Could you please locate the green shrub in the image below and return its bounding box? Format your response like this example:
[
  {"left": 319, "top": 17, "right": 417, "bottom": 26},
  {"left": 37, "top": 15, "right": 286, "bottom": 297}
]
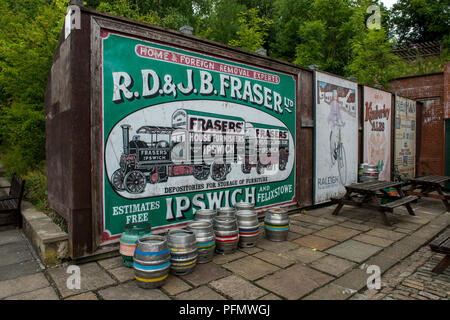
[
  {"left": 23, "top": 165, "right": 49, "bottom": 213},
  {"left": 0, "top": 103, "right": 46, "bottom": 175}
]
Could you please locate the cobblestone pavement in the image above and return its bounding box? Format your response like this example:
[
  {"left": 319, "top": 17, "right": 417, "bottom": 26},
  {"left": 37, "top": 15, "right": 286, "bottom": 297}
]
[
  {"left": 0, "top": 197, "right": 449, "bottom": 300},
  {"left": 353, "top": 245, "right": 450, "bottom": 300}
]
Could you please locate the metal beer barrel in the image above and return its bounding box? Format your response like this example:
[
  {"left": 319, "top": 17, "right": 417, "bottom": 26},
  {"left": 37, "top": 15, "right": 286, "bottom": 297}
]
[
  {"left": 167, "top": 229, "right": 198, "bottom": 275},
  {"left": 194, "top": 209, "right": 217, "bottom": 224},
  {"left": 235, "top": 202, "right": 255, "bottom": 211},
  {"left": 119, "top": 222, "right": 152, "bottom": 267},
  {"left": 133, "top": 235, "right": 170, "bottom": 289},
  {"left": 264, "top": 207, "right": 290, "bottom": 241},
  {"left": 213, "top": 216, "right": 239, "bottom": 254},
  {"left": 363, "top": 164, "right": 379, "bottom": 181},
  {"left": 186, "top": 221, "right": 215, "bottom": 264},
  {"left": 236, "top": 209, "right": 259, "bottom": 248},
  {"left": 216, "top": 207, "right": 236, "bottom": 217}
]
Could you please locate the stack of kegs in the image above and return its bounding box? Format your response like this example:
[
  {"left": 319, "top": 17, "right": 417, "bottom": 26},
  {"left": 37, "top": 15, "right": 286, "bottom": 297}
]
[
  {"left": 213, "top": 215, "right": 239, "bottom": 254},
  {"left": 133, "top": 235, "right": 170, "bottom": 289},
  {"left": 264, "top": 207, "right": 290, "bottom": 241},
  {"left": 167, "top": 229, "right": 198, "bottom": 275},
  {"left": 235, "top": 202, "right": 259, "bottom": 248},
  {"left": 186, "top": 221, "right": 215, "bottom": 263}
]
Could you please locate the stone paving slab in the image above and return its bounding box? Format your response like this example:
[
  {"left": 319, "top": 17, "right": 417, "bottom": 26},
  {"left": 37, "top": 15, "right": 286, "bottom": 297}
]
[
  {"left": 4, "top": 286, "right": 58, "bottom": 300},
  {"left": 108, "top": 266, "right": 134, "bottom": 282},
  {"left": 338, "top": 221, "right": 372, "bottom": 232},
  {"left": 210, "top": 275, "right": 268, "bottom": 300},
  {"left": 303, "top": 283, "right": 355, "bottom": 300},
  {"left": 0, "top": 241, "right": 33, "bottom": 267},
  {"left": 253, "top": 250, "right": 296, "bottom": 268},
  {"left": 65, "top": 292, "right": 99, "bottom": 300},
  {"left": 291, "top": 215, "right": 337, "bottom": 227},
  {"left": 175, "top": 286, "right": 226, "bottom": 300},
  {"left": 314, "top": 225, "right": 361, "bottom": 242},
  {"left": 212, "top": 250, "right": 247, "bottom": 265},
  {"left": 47, "top": 262, "right": 116, "bottom": 298},
  {"left": 0, "top": 259, "right": 42, "bottom": 281},
  {"left": 331, "top": 268, "right": 370, "bottom": 292},
  {"left": 293, "top": 234, "right": 338, "bottom": 250},
  {"left": 365, "top": 228, "right": 407, "bottom": 241},
  {"left": 97, "top": 256, "right": 122, "bottom": 270},
  {"left": 256, "top": 238, "right": 299, "bottom": 253},
  {"left": 288, "top": 224, "right": 316, "bottom": 235},
  {"left": 0, "top": 229, "right": 23, "bottom": 246},
  {"left": 0, "top": 273, "right": 50, "bottom": 299},
  {"left": 309, "top": 255, "right": 356, "bottom": 277},
  {"left": 281, "top": 246, "right": 327, "bottom": 264},
  {"left": 179, "top": 262, "right": 231, "bottom": 287},
  {"left": 222, "top": 256, "right": 279, "bottom": 281},
  {"left": 98, "top": 281, "right": 170, "bottom": 300},
  {"left": 325, "top": 239, "right": 382, "bottom": 263},
  {"left": 162, "top": 274, "right": 192, "bottom": 296},
  {"left": 255, "top": 263, "right": 334, "bottom": 300},
  {"left": 353, "top": 234, "right": 394, "bottom": 248}
]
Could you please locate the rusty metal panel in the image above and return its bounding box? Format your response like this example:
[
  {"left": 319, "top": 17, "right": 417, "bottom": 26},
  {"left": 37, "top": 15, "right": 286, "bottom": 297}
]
[{"left": 298, "top": 70, "right": 313, "bottom": 207}]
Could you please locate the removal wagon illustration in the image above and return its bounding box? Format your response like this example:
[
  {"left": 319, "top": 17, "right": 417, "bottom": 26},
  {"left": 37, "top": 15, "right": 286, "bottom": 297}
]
[{"left": 110, "top": 109, "right": 290, "bottom": 194}]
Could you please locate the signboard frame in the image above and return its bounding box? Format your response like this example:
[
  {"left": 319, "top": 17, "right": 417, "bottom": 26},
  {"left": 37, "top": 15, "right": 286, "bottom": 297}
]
[
  {"left": 362, "top": 86, "right": 393, "bottom": 181},
  {"left": 313, "top": 71, "right": 359, "bottom": 204},
  {"left": 90, "top": 16, "right": 301, "bottom": 247},
  {"left": 394, "top": 95, "right": 416, "bottom": 179}
]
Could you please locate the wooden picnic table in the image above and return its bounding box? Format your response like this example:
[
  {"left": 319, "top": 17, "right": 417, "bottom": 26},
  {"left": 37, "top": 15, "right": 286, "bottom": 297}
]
[
  {"left": 332, "top": 180, "right": 418, "bottom": 226},
  {"left": 407, "top": 175, "right": 450, "bottom": 212}
]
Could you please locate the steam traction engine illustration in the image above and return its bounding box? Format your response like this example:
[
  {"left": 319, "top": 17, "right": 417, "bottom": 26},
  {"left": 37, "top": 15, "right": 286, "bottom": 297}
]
[{"left": 110, "top": 109, "right": 290, "bottom": 194}]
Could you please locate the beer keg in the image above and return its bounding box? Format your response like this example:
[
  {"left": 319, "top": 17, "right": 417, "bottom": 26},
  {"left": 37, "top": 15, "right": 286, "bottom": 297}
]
[
  {"left": 213, "top": 216, "right": 239, "bottom": 254},
  {"left": 363, "top": 164, "right": 379, "bottom": 181},
  {"left": 133, "top": 235, "right": 170, "bottom": 289},
  {"left": 216, "top": 207, "right": 236, "bottom": 217},
  {"left": 236, "top": 209, "right": 259, "bottom": 248},
  {"left": 264, "top": 207, "right": 289, "bottom": 241},
  {"left": 167, "top": 229, "right": 198, "bottom": 275},
  {"left": 186, "top": 221, "right": 215, "bottom": 263},
  {"left": 119, "top": 222, "right": 152, "bottom": 267},
  {"left": 194, "top": 209, "right": 217, "bottom": 224},
  {"left": 235, "top": 202, "right": 255, "bottom": 211}
]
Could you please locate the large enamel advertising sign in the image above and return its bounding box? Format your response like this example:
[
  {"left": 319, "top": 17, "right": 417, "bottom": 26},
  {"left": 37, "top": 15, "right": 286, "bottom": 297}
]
[
  {"left": 100, "top": 31, "right": 297, "bottom": 242},
  {"left": 363, "top": 86, "right": 392, "bottom": 181},
  {"left": 314, "top": 72, "right": 358, "bottom": 204},
  {"left": 394, "top": 96, "right": 416, "bottom": 179}
]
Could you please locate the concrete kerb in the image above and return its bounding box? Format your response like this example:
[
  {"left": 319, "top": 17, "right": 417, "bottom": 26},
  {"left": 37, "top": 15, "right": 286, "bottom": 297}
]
[{"left": 0, "top": 174, "right": 69, "bottom": 266}]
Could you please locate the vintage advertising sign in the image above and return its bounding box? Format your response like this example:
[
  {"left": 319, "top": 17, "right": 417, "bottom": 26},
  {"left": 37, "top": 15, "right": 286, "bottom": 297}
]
[
  {"left": 363, "top": 86, "right": 392, "bottom": 181},
  {"left": 394, "top": 96, "right": 416, "bottom": 179},
  {"left": 314, "top": 72, "right": 358, "bottom": 204},
  {"left": 100, "top": 31, "right": 297, "bottom": 242}
]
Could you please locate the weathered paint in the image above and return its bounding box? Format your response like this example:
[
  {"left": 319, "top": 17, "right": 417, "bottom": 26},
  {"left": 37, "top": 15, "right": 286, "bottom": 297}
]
[{"left": 314, "top": 72, "right": 358, "bottom": 204}]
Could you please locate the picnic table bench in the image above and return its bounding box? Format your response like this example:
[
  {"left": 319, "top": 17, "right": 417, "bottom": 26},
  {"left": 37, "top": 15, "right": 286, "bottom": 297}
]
[
  {"left": 332, "top": 180, "right": 418, "bottom": 226},
  {"left": 0, "top": 173, "right": 25, "bottom": 228},
  {"left": 429, "top": 229, "right": 450, "bottom": 273},
  {"left": 407, "top": 175, "right": 450, "bottom": 212}
]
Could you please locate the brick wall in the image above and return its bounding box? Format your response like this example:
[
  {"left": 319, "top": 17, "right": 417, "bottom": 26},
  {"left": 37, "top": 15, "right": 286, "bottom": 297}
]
[{"left": 389, "top": 62, "right": 450, "bottom": 176}]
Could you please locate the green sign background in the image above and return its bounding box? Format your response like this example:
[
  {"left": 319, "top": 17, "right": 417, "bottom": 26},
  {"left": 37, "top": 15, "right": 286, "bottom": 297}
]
[{"left": 101, "top": 31, "right": 297, "bottom": 242}]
